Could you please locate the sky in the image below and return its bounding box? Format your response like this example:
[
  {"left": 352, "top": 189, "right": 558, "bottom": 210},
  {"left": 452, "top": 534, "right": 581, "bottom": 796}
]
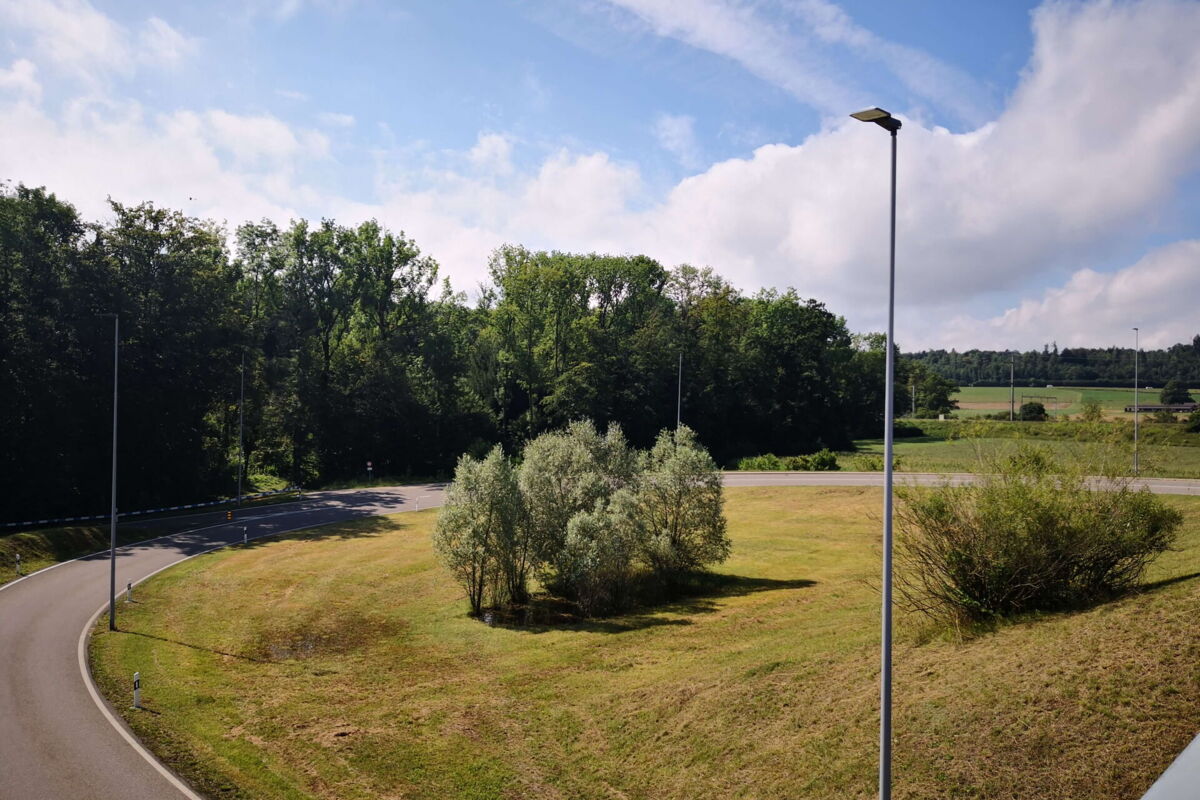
[{"left": 2, "top": 0, "right": 1199, "bottom": 351}]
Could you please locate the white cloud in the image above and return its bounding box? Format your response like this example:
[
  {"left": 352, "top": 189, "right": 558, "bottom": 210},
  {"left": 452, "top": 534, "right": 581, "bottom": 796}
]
[
  {"left": 2, "top": 0, "right": 1199, "bottom": 350},
  {"left": 0, "top": 0, "right": 196, "bottom": 79},
  {"left": 653, "top": 113, "right": 702, "bottom": 170},
  {"left": 603, "top": 0, "right": 991, "bottom": 125},
  {"left": 0, "top": 59, "right": 41, "bottom": 102},
  {"left": 939, "top": 241, "right": 1200, "bottom": 351},
  {"left": 139, "top": 17, "right": 198, "bottom": 66},
  {"left": 467, "top": 133, "right": 514, "bottom": 175},
  {"left": 317, "top": 111, "right": 356, "bottom": 128}
]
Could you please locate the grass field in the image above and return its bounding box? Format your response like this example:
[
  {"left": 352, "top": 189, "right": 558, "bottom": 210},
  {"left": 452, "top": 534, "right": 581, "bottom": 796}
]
[
  {"left": 845, "top": 436, "right": 1200, "bottom": 478},
  {"left": 90, "top": 488, "right": 1200, "bottom": 800},
  {"left": 950, "top": 386, "right": 1164, "bottom": 418}
]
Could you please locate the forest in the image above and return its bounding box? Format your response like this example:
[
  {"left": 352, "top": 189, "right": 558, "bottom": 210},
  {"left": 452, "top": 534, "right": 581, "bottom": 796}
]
[
  {"left": 3, "top": 184, "right": 899, "bottom": 522},
  {"left": 909, "top": 341, "right": 1200, "bottom": 387}
]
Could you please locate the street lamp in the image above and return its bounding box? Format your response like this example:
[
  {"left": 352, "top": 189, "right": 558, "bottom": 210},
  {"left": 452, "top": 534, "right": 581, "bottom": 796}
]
[
  {"left": 1133, "top": 327, "right": 1139, "bottom": 475},
  {"left": 101, "top": 313, "right": 120, "bottom": 631},
  {"left": 851, "top": 105, "right": 900, "bottom": 800}
]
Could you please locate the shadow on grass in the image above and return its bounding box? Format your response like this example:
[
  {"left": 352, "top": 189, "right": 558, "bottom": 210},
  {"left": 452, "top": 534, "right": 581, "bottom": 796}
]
[
  {"left": 490, "top": 573, "right": 816, "bottom": 635},
  {"left": 115, "top": 629, "right": 268, "bottom": 664},
  {"left": 1139, "top": 570, "right": 1200, "bottom": 593}
]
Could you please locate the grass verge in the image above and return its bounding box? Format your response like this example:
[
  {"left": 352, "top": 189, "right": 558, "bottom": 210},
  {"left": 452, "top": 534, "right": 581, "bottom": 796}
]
[
  {"left": 89, "top": 488, "right": 1200, "bottom": 799},
  {"left": 0, "top": 491, "right": 301, "bottom": 588}
]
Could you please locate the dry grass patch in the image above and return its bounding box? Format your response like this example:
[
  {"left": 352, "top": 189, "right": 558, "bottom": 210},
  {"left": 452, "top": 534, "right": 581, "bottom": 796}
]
[{"left": 90, "top": 488, "right": 1200, "bottom": 799}]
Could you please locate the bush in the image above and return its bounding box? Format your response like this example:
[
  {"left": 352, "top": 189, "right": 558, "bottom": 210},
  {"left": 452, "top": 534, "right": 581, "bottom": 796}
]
[
  {"left": 1079, "top": 401, "right": 1104, "bottom": 423},
  {"left": 894, "top": 422, "right": 925, "bottom": 438},
  {"left": 896, "top": 446, "right": 1182, "bottom": 623},
  {"left": 848, "top": 453, "right": 902, "bottom": 471},
  {"left": 432, "top": 448, "right": 526, "bottom": 615},
  {"left": 1018, "top": 401, "right": 1048, "bottom": 421},
  {"left": 1187, "top": 410, "right": 1200, "bottom": 433},
  {"left": 736, "top": 448, "right": 839, "bottom": 471},
  {"left": 435, "top": 423, "right": 729, "bottom": 618}
]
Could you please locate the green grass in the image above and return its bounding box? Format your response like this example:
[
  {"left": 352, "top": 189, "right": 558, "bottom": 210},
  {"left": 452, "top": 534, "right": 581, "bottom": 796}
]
[
  {"left": 952, "top": 385, "right": 1181, "bottom": 419},
  {"left": 90, "top": 488, "right": 1200, "bottom": 799}
]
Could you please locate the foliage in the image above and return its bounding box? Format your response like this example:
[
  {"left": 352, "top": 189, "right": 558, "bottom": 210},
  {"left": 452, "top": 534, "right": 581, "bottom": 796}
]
[
  {"left": 736, "top": 449, "right": 839, "bottom": 471},
  {"left": 1018, "top": 401, "right": 1048, "bottom": 421},
  {"left": 896, "top": 446, "right": 1183, "bottom": 623},
  {"left": 1160, "top": 379, "right": 1195, "bottom": 405},
  {"left": 628, "top": 427, "right": 731, "bottom": 581},
  {"left": 847, "top": 453, "right": 903, "bottom": 471},
  {"left": 1187, "top": 410, "right": 1200, "bottom": 434},
  {"left": 434, "top": 423, "right": 728, "bottom": 617},
  {"left": 1152, "top": 409, "right": 1178, "bottom": 424},
  {"left": 432, "top": 448, "right": 525, "bottom": 615},
  {"left": 1, "top": 184, "right": 911, "bottom": 522}
]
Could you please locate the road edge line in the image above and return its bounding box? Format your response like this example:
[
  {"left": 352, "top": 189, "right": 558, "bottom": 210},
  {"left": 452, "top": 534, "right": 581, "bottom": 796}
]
[{"left": 75, "top": 505, "right": 435, "bottom": 799}]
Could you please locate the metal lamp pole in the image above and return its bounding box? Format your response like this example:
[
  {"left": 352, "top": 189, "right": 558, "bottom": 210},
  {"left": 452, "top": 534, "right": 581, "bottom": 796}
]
[
  {"left": 1133, "top": 327, "right": 1139, "bottom": 475},
  {"left": 238, "top": 350, "right": 245, "bottom": 506},
  {"left": 106, "top": 314, "right": 119, "bottom": 631},
  {"left": 676, "top": 353, "right": 682, "bottom": 430},
  {"left": 851, "top": 106, "right": 901, "bottom": 800}
]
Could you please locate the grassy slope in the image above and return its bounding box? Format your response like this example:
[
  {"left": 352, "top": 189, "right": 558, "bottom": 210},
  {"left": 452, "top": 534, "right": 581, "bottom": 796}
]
[
  {"left": 953, "top": 386, "right": 1182, "bottom": 419},
  {"left": 89, "top": 487, "right": 1200, "bottom": 799}
]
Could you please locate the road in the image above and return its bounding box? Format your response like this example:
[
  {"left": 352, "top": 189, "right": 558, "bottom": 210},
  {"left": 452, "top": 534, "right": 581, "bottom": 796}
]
[{"left": 1, "top": 474, "right": 1196, "bottom": 799}]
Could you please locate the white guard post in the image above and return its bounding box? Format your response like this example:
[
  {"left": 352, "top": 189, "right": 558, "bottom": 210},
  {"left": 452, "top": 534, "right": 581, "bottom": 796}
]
[{"left": 132, "top": 672, "right": 141, "bottom": 709}]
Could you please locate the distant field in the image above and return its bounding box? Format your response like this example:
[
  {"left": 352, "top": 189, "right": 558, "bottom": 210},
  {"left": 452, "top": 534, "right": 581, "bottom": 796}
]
[
  {"left": 846, "top": 436, "right": 1200, "bottom": 478},
  {"left": 952, "top": 386, "right": 1175, "bottom": 418},
  {"left": 91, "top": 488, "right": 1200, "bottom": 800}
]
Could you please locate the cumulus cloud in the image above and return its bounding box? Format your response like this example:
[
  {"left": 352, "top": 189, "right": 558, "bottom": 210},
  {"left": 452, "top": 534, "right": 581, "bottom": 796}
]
[
  {"left": 0, "top": 59, "right": 41, "bottom": 102},
  {"left": 939, "top": 241, "right": 1200, "bottom": 351},
  {"left": 139, "top": 17, "right": 198, "bottom": 66},
  {"left": 1, "top": 0, "right": 1199, "bottom": 351}
]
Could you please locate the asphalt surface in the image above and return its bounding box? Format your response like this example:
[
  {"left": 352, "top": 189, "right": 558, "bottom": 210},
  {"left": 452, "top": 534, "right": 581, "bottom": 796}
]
[{"left": 1, "top": 474, "right": 1197, "bottom": 799}]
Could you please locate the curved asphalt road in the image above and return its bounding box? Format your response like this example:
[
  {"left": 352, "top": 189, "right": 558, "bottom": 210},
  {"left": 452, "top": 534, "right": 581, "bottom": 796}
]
[{"left": 0, "top": 474, "right": 1196, "bottom": 799}]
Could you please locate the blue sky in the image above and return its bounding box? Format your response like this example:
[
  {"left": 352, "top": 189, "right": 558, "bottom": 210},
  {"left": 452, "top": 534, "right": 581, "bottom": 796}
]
[{"left": 2, "top": 0, "right": 1199, "bottom": 351}]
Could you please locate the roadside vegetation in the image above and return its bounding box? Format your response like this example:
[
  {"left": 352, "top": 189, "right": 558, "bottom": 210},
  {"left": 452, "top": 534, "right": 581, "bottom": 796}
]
[
  {"left": 434, "top": 422, "right": 729, "bottom": 618},
  {"left": 90, "top": 486, "right": 1200, "bottom": 799},
  {"left": 0, "top": 485, "right": 300, "bottom": 588},
  {"left": 896, "top": 446, "right": 1182, "bottom": 623}
]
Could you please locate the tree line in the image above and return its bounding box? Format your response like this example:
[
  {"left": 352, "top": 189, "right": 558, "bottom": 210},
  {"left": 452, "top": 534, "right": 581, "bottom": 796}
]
[
  {"left": 3, "top": 184, "right": 908, "bottom": 523},
  {"left": 909, "top": 341, "right": 1200, "bottom": 388}
]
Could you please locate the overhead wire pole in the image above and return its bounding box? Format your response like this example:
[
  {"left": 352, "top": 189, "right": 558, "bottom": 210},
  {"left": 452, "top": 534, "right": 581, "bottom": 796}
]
[
  {"left": 107, "top": 313, "right": 119, "bottom": 631},
  {"left": 850, "top": 106, "right": 900, "bottom": 800}
]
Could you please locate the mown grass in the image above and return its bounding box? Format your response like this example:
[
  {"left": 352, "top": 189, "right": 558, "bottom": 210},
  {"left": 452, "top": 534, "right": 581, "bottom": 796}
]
[
  {"left": 90, "top": 487, "right": 1200, "bottom": 799},
  {"left": 846, "top": 435, "right": 1200, "bottom": 478},
  {"left": 952, "top": 385, "right": 1188, "bottom": 419}
]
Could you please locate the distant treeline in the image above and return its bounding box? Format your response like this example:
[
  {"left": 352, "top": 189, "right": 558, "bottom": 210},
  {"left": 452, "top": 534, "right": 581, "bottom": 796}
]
[
  {"left": 3, "top": 184, "right": 913, "bottom": 522},
  {"left": 907, "top": 342, "right": 1200, "bottom": 388}
]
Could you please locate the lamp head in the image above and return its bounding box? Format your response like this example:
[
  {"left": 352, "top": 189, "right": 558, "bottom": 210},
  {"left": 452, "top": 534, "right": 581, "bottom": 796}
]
[{"left": 850, "top": 107, "right": 901, "bottom": 132}]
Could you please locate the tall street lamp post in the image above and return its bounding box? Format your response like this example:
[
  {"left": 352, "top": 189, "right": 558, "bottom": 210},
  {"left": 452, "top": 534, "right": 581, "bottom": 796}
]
[
  {"left": 103, "top": 313, "right": 119, "bottom": 631},
  {"left": 1133, "top": 327, "right": 1140, "bottom": 475},
  {"left": 850, "top": 106, "right": 901, "bottom": 800}
]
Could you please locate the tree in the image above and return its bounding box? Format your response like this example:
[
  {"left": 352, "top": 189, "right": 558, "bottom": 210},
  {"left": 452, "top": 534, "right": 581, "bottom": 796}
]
[
  {"left": 627, "top": 426, "right": 730, "bottom": 580},
  {"left": 432, "top": 447, "right": 525, "bottom": 614},
  {"left": 1018, "top": 401, "right": 1048, "bottom": 421},
  {"left": 1160, "top": 379, "right": 1194, "bottom": 405}
]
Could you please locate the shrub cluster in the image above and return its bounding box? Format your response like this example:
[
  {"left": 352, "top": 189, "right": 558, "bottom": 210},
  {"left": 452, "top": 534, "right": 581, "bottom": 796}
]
[
  {"left": 433, "top": 422, "right": 730, "bottom": 618},
  {"left": 736, "top": 449, "right": 839, "bottom": 471},
  {"left": 896, "top": 446, "right": 1182, "bottom": 623}
]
